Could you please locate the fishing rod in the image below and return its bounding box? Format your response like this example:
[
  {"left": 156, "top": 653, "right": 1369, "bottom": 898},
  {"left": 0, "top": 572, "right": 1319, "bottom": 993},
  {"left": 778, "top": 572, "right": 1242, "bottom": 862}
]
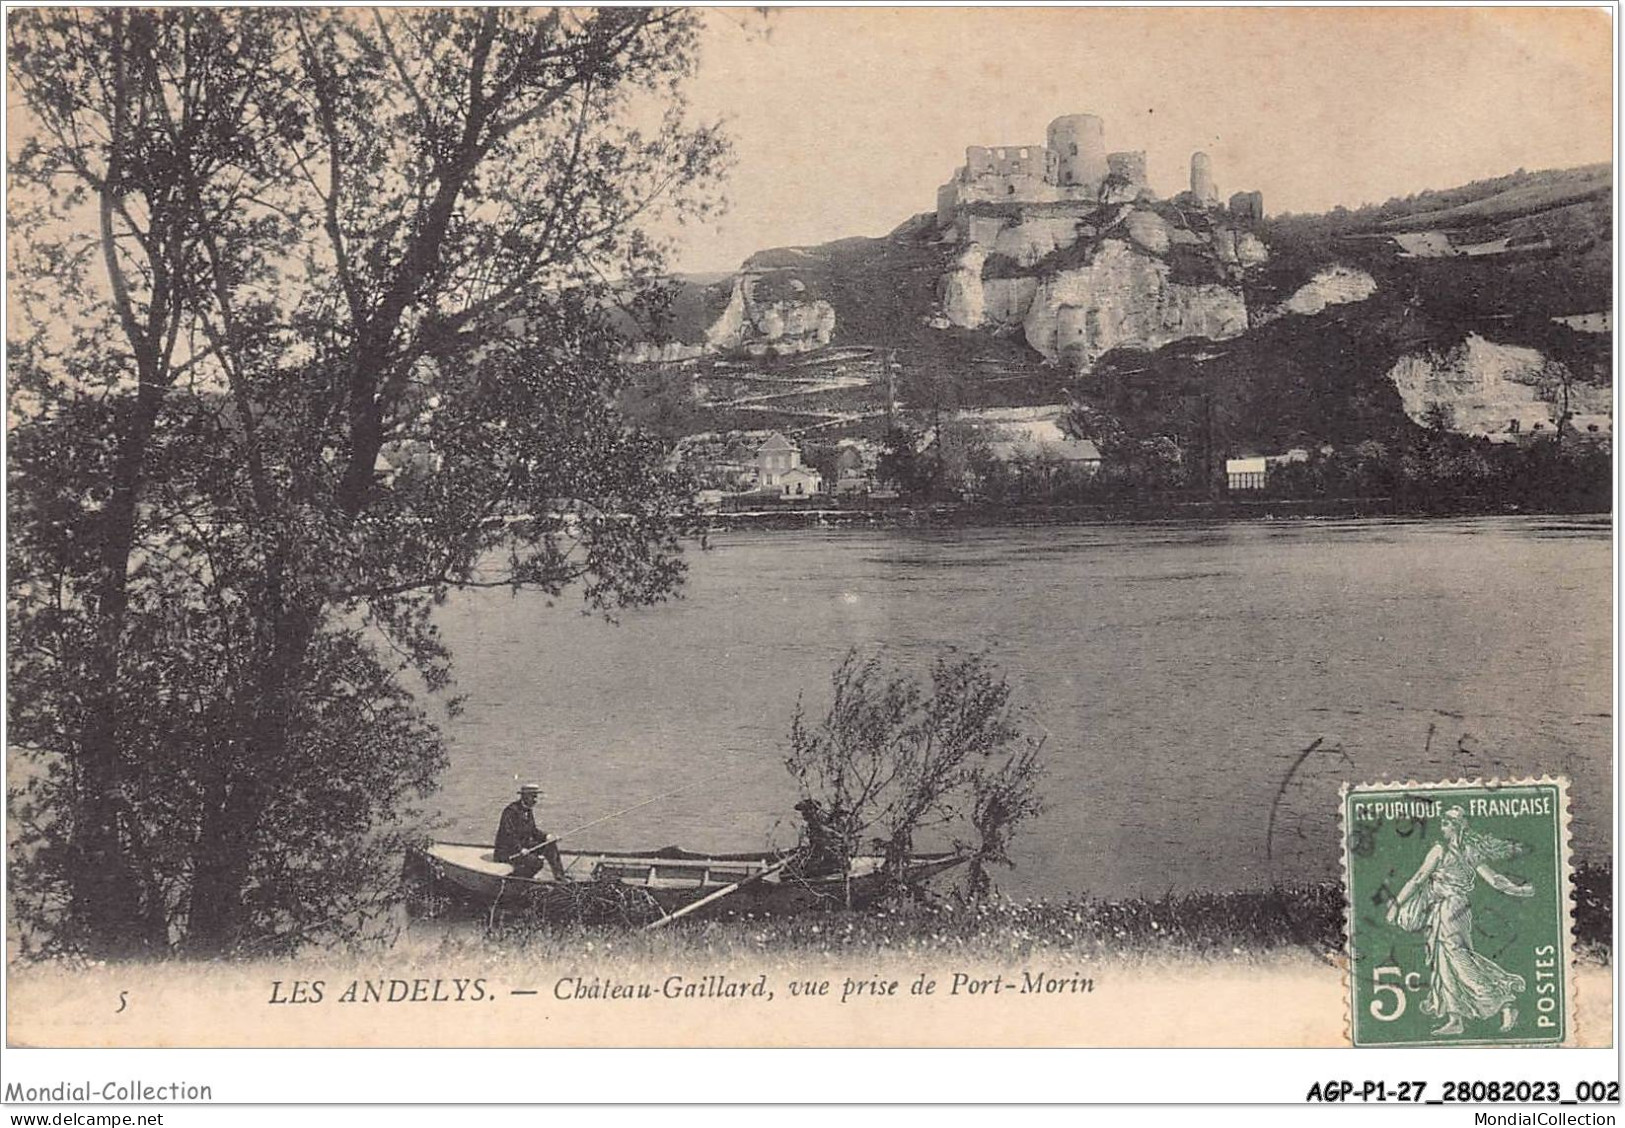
[{"left": 511, "top": 770, "right": 732, "bottom": 859}]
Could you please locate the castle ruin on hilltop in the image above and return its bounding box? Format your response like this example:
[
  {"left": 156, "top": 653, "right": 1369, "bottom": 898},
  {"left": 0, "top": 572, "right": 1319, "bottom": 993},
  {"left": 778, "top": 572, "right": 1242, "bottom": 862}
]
[{"left": 935, "top": 113, "right": 1261, "bottom": 224}]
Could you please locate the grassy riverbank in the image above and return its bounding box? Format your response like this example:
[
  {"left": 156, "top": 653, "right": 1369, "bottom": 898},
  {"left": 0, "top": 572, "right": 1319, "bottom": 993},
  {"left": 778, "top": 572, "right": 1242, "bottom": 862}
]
[
  {"left": 10, "top": 874, "right": 1611, "bottom": 1049},
  {"left": 10, "top": 868, "right": 1608, "bottom": 1048},
  {"left": 434, "top": 862, "right": 1612, "bottom": 964},
  {"left": 473, "top": 882, "right": 1349, "bottom": 962},
  {"left": 11, "top": 863, "right": 1609, "bottom": 967}
]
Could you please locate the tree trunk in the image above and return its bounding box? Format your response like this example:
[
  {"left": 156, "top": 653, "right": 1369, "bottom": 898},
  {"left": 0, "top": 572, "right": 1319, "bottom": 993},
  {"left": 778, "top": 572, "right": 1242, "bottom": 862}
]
[
  {"left": 883, "top": 832, "right": 912, "bottom": 899},
  {"left": 69, "top": 390, "right": 168, "bottom": 955},
  {"left": 186, "top": 778, "right": 262, "bottom": 952},
  {"left": 185, "top": 564, "right": 318, "bottom": 952},
  {"left": 183, "top": 14, "right": 513, "bottom": 949},
  {"left": 71, "top": 723, "right": 153, "bottom": 953}
]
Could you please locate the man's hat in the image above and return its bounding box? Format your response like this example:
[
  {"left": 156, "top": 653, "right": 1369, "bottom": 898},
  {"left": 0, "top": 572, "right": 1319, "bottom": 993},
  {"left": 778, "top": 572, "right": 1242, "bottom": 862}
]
[{"left": 518, "top": 782, "right": 544, "bottom": 794}]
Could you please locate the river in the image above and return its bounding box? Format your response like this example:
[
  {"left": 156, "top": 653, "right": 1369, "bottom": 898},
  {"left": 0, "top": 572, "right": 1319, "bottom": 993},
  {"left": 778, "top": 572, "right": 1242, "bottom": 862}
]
[{"left": 430, "top": 515, "right": 1611, "bottom": 900}]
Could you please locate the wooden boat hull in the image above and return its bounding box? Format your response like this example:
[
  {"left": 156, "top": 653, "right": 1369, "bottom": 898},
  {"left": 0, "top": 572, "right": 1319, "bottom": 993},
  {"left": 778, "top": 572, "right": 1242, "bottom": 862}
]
[{"left": 408, "top": 841, "right": 967, "bottom": 921}]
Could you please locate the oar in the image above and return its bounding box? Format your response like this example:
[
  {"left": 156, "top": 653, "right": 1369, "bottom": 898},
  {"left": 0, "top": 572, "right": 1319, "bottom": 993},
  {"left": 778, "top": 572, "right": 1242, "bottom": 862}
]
[
  {"left": 510, "top": 772, "right": 730, "bottom": 861},
  {"left": 643, "top": 852, "right": 803, "bottom": 931}
]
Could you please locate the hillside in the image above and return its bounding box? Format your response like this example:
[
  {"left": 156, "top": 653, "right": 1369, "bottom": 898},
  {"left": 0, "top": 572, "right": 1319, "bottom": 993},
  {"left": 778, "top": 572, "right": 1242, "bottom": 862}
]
[
  {"left": 619, "top": 217, "right": 1059, "bottom": 438},
  {"left": 617, "top": 165, "right": 1611, "bottom": 465},
  {"left": 1254, "top": 164, "right": 1610, "bottom": 315},
  {"left": 1284, "top": 163, "right": 1609, "bottom": 232},
  {"left": 1086, "top": 164, "right": 1612, "bottom": 454}
]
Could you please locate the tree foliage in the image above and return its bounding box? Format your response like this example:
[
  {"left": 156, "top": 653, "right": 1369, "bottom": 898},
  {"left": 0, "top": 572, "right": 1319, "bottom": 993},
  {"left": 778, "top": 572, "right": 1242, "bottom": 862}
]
[
  {"left": 8, "top": 8, "right": 728, "bottom": 954},
  {"left": 875, "top": 425, "right": 929, "bottom": 496},
  {"left": 1261, "top": 433, "right": 1611, "bottom": 512},
  {"left": 784, "top": 649, "right": 1045, "bottom": 901}
]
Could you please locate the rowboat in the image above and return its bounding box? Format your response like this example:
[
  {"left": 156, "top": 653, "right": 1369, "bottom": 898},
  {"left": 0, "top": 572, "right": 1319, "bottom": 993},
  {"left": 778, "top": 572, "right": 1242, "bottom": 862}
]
[{"left": 407, "top": 840, "right": 968, "bottom": 924}]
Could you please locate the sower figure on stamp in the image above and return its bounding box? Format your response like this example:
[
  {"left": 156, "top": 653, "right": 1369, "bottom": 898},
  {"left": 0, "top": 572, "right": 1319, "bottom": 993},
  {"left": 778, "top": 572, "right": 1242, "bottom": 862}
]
[
  {"left": 495, "top": 783, "right": 569, "bottom": 880},
  {"left": 1386, "top": 806, "right": 1533, "bottom": 1036}
]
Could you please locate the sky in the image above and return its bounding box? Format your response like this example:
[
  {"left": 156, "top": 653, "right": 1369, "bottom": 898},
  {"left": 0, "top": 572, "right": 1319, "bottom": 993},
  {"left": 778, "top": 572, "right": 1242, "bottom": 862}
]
[{"left": 663, "top": 6, "right": 1613, "bottom": 274}]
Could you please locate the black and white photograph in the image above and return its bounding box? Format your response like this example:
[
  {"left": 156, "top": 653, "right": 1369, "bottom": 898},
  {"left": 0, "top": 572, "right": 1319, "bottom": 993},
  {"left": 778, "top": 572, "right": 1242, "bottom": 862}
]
[{"left": 3, "top": 1, "right": 1616, "bottom": 1108}]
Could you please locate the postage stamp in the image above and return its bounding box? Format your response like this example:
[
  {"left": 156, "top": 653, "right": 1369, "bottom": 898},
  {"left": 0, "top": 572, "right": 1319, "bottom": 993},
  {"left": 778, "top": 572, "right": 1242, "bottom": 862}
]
[{"left": 1342, "top": 778, "right": 1574, "bottom": 1047}]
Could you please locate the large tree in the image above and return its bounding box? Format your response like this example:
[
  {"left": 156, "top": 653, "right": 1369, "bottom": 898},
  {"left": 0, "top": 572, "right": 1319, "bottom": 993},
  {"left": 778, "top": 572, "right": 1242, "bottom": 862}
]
[{"left": 8, "top": 8, "right": 728, "bottom": 954}]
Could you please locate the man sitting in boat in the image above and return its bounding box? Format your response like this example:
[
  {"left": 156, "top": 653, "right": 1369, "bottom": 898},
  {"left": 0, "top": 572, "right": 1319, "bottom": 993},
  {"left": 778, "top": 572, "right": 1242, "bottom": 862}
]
[
  {"left": 792, "top": 798, "right": 847, "bottom": 879},
  {"left": 495, "top": 783, "right": 569, "bottom": 880}
]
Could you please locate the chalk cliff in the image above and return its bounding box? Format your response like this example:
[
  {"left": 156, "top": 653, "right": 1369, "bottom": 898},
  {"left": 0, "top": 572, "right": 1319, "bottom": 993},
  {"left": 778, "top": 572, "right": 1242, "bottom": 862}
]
[
  {"left": 1257, "top": 265, "right": 1378, "bottom": 323},
  {"left": 1386, "top": 333, "right": 1611, "bottom": 436},
  {"left": 935, "top": 198, "right": 1264, "bottom": 371},
  {"left": 940, "top": 244, "right": 987, "bottom": 328},
  {"left": 1021, "top": 240, "right": 1249, "bottom": 369},
  {"left": 704, "top": 271, "right": 837, "bottom": 357}
]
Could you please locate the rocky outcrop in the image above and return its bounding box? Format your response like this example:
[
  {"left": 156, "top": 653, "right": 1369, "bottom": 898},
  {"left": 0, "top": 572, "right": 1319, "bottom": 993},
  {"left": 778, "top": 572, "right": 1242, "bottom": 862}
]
[
  {"left": 942, "top": 245, "right": 1042, "bottom": 331},
  {"left": 1257, "top": 265, "right": 1377, "bottom": 323},
  {"left": 1022, "top": 240, "right": 1249, "bottom": 369},
  {"left": 992, "top": 217, "right": 1089, "bottom": 268},
  {"left": 1386, "top": 332, "right": 1611, "bottom": 435},
  {"left": 941, "top": 244, "right": 987, "bottom": 328},
  {"left": 934, "top": 197, "right": 1264, "bottom": 369},
  {"left": 653, "top": 185, "right": 1275, "bottom": 369},
  {"left": 1283, "top": 265, "right": 1376, "bottom": 315},
  {"left": 984, "top": 277, "right": 1039, "bottom": 327},
  {"left": 1125, "top": 210, "right": 1171, "bottom": 255},
  {"left": 704, "top": 272, "right": 836, "bottom": 356},
  {"left": 1211, "top": 227, "right": 1270, "bottom": 269},
  {"left": 703, "top": 276, "right": 750, "bottom": 350}
]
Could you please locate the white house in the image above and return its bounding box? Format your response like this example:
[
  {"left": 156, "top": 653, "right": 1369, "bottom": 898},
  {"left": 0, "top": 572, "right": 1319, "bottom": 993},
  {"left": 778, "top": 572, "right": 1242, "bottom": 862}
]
[
  {"left": 754, "top": 432, "right": 823, "bottom": 496},
  {"left": 755, "top": 432, "right": 800, "bottom": 483},
  {"left": 776, "top": 465, "right": 823, "bottom": 497},
  {"left": 1225, "top": 456, "right": 1268, "bottom": 490}
]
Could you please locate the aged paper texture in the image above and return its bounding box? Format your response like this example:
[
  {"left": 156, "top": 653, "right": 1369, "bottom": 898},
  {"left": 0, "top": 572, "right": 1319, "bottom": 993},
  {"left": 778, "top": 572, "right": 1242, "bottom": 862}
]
[{"left": 5, "top": 6, "right": 1613, "bottom": 1061}]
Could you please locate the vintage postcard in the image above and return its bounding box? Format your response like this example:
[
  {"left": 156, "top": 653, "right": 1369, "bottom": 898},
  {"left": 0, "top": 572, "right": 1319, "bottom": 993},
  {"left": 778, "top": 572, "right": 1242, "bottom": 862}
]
[{"left": 4, "top": 4, "right": 1614, "bottom": 1074}]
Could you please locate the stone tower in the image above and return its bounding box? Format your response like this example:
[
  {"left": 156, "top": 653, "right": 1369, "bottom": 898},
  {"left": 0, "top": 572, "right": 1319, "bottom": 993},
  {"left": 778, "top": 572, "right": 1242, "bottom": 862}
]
[
  {"left": 1107, "top": 150, "right": 1148, "bottom": 188},
  {"left": 1047, "top": 114, "right": 1108, "bottom": 195},
  {"left": 1190, "top": 151, "right": 1217, "bottom": 205},
  {"left": 1229, "top": 190, "right": 1264, "bottom": 220}
]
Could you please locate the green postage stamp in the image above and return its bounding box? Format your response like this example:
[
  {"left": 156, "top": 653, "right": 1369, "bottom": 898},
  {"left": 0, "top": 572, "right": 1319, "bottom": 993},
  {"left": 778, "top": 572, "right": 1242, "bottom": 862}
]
[{"left": 1342, "top": 778, "right": 1573, "bottom": 1047}]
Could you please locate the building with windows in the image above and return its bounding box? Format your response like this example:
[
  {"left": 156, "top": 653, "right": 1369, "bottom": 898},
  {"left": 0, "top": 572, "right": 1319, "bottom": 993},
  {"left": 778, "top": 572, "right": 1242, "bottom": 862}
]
[
  {"left": 754, "top": 432, "right": 800, "bottom": 482},
  {"left": 754, "top": 432, "right": 823, "bottom": 496},
  {"left": 775, "top": 465, "right": 823, "bottom": 498},
  {"left": 1225, "top": 456, "right": 1268, "bottom": 491}
]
